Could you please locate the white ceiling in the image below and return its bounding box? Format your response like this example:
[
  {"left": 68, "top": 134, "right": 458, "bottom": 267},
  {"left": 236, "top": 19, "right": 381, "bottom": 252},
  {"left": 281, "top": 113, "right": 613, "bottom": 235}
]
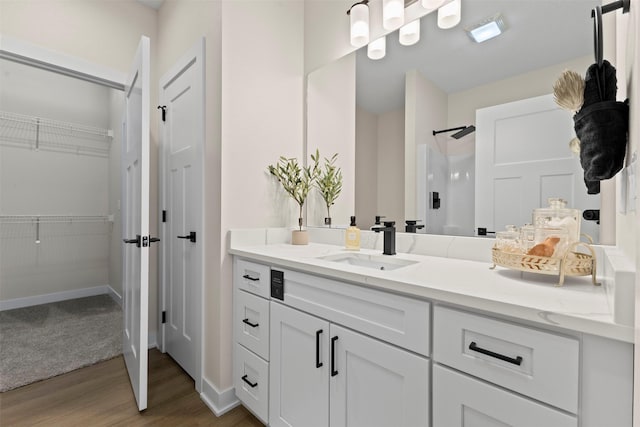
[{"left": 356, "top": 0, "right": 601, "bottom": 114}]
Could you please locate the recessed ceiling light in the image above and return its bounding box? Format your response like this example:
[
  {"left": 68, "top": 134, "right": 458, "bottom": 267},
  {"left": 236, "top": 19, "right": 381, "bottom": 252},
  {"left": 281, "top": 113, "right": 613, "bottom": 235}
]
[{"left": 466, "top": 14, "right": 507, "bottom": 43}]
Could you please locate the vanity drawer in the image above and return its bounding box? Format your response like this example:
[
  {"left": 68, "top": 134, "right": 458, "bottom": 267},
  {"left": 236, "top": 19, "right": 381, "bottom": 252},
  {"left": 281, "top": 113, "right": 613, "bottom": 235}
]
[
  {"left": 235, "top": 258, "right": 271, "bottom": 299},
  {"left": 433, "top": 306, "right": 579, "bottom": 413},
  {"left": 433, "top": 365, "right": 577, "bottom": 427},
  {"left": 234, "top": 343, "right": 269, "bottom": 424},
  {"left": 280, "top": 269, "right": 430, "bottom": 356},
  {"left": 234, "top": 289, "right": 270, "bottom": 360}
]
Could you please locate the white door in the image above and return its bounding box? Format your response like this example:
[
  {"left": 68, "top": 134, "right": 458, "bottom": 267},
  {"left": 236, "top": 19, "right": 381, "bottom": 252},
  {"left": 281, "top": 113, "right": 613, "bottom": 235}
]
[
  {"left": 270, "top": 302, "right": 329, "bottom": 427},
  {"left": 475, "top": 94, "right": 600, "bottom": 241},
  {"left": 122, "top": 36, "right": 151, "bottom": 412},
  {"left": 329, "top": 324, "right": 429, "bottom": 427},
  {"left": 158, "top": 39, "right": 204, "bottom": 384}
]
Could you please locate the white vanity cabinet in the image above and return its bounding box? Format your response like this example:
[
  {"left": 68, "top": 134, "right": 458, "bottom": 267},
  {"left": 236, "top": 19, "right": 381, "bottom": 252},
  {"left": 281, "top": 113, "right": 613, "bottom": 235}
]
[
  {"left": 233, "top": 259, "right": 272, "bottom": 424},
  {"left": 269, "top": 301, "right": 430, "bottom": 427},
  {"left": 432, "top": 306, "right": 632, "bottom": 427},
  {"left": 232, "top": 255, "right": 633, "bottom": 427}
]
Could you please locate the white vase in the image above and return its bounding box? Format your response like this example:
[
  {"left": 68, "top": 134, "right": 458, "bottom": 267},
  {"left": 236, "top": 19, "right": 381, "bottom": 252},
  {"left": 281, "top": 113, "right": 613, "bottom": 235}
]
[{"left": 291, "top": 230, "right": 309, "bottom": 245}]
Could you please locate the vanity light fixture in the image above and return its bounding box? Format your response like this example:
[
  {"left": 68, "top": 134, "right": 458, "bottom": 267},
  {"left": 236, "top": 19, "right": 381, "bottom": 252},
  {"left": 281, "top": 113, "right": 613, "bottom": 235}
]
[
  {"left": 437, "top": 0, "right": 461, "bottom": 29},
  {"left": 465, "top": 13, "right": 507, "bottom": 43},
  {"left": 383, "top": 0, "right": 405, "bottom": 30},
  {"left": 399, "top": 19, "right": 421, "bottom": 46},
  {"left": 348, "top": 0, "right": 370, "bottom": 47},
  {"left": 368, "top": 36, "right": 386, "bottom": 60},
  {"left": 421, "top": 0, "right": 447, "bottom": 9}
]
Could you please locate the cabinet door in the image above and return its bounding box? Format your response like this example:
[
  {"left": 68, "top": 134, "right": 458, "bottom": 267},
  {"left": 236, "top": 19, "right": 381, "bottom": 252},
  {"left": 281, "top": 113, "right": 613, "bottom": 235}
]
[
  {"left": 270, "top": 302, "right": 330, "bottom": 427},
  {"left": 329, "top": 324, "right": 429, "bottom": 427},
  {"left": 433, "top": 365, "right": 577, "bottom": 427}
]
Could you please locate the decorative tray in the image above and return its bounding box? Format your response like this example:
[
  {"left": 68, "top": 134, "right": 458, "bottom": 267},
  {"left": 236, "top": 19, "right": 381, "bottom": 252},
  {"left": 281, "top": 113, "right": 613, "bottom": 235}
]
[{"left": 491, "top": 242, "right": 599, "bottom": 286}]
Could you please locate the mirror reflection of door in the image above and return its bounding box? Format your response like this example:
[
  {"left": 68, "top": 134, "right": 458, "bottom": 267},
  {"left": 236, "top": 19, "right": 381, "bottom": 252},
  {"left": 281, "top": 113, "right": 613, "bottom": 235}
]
[{"left": 475, "top": 94, "right": 600, "bottom": 243}]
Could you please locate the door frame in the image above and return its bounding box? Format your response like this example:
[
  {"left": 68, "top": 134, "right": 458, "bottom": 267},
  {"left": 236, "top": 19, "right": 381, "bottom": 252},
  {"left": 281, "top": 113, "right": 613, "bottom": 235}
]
[{"left": 158, "top": 37, "right": 205, "bottom": 393}]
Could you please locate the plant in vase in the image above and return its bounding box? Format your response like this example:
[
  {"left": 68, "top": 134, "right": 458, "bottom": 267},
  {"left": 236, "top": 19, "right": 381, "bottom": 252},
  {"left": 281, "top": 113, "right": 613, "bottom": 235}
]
[
  {"left": 268, "top": 154, "right": 319, "bottom": 245},
  {"left": 312, "top": 149, "right": 342, "bottom": 228}
]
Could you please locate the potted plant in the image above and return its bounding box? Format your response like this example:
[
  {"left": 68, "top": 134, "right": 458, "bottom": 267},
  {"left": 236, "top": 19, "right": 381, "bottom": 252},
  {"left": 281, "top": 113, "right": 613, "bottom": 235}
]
[
  {"left": 268, "top": 154, "right": 319, "bottom": 245},
  {"left": 312, "top": 149, "right": 342, "bottom": 228}
]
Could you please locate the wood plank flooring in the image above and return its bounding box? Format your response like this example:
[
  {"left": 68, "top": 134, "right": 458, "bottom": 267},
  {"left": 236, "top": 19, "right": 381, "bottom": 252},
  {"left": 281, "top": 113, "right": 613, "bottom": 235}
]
[{"left": 0, "top": 349, "right": 263, "bottom": 427}]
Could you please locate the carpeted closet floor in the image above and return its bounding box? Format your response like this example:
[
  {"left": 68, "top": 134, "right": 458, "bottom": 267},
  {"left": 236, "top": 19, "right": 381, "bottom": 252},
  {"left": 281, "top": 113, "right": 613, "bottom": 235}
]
[{"left": 0, "top": 294, "right": 121, "bottom": 392}]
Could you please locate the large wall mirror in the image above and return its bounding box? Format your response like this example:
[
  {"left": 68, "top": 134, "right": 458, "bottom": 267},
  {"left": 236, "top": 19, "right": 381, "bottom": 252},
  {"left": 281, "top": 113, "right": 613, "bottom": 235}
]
[{"left": 308, "top": 0, "right": 613, "bottom": 244}]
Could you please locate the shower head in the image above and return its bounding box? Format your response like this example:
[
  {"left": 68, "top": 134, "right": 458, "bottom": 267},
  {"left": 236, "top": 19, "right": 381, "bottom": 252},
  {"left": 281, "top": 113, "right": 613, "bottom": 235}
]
[{"left": 432, "top": 125, "right": 476, "bottom": 139}]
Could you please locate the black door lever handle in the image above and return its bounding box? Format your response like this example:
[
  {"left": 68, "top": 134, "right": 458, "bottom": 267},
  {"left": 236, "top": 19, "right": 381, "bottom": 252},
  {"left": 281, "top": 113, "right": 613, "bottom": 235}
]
[
  {"left": 123, "top": 235, "right": 141, "bottom": 247},
  {"left": 177, "top": 231, "right": 196, "bottom": 243}
]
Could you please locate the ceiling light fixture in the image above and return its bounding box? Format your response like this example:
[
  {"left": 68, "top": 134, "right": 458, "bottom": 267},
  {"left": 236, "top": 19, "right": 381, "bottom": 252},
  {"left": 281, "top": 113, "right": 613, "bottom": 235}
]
[
  {"left": 399, "top": 19, "right": 421, "bottom": 46},
  {"left": 437, "top": 0, "right": 461, "bottom": 29},
  {"left": 368, "top": 36, "right": 386, "bottom": 60},
  {"left": 383, "top": 0, "right": 405, "bottom": 30},
  {"left": 465, "top": 14, "right": 507, "bottom": 43},
  {"left": 348, "top": 0, "right": 370, "bottom": 47}
]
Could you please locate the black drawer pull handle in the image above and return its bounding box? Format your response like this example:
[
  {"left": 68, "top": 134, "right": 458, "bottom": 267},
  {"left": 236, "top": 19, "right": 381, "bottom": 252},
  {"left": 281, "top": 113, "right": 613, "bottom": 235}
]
[
  {"left": 468, "top": 341, "right": 523, "bottom": 366},
  {"left": 241, "top": 374, "right": 258, "bottom": 388},
  {"left": 242, "top": 274, "right": 259, "bottom": 282},
  {"left": 242, "top": 318, "right": 259, "bottom": 328},
  {"left": 331, "top": 336, "right": 339, "bottom": 376},
  {"left": 316, "top": 329, "right": 323, "bottom": 368}
]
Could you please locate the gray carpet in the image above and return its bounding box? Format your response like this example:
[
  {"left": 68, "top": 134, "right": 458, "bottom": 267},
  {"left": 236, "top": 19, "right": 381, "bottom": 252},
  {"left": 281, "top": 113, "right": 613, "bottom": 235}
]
[{"left": 0, "top": 294, "right": 122, "bottom": 392}]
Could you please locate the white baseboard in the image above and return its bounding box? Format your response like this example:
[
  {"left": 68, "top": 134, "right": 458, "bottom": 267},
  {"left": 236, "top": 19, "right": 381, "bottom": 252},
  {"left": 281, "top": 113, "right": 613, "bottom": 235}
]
[
  {"left": 200, "top": 378, "right": 240, "bottom": 417},
  {"left": 0, "top": 285, "right": 112, "bottom": 311},
  {"left": 108, "top": 286, "right": 122, "bottom": 307}
]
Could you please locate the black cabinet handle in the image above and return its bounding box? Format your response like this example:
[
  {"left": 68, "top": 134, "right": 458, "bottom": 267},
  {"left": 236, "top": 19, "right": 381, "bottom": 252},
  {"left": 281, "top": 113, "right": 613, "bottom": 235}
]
[
  {"left": 316, "top": 329, "right": 323, "bottom": 368},
  {"left": 177, "top": 231, "right": 196, "bottom": 243},
  {"left": 468, "top": 341, "right": 523, "bottom": 366},
  {"left": 331, "top": 336, "right": 339, "bottom": 376},
  {"left": 242, "top": 318, "right": 259, "bottom": 328},
  {"left": 242, "top": 274, "right": 259, "bottom": 282},
  {"left": 241, "top": 374, "right": 258, "bottom": 388}
]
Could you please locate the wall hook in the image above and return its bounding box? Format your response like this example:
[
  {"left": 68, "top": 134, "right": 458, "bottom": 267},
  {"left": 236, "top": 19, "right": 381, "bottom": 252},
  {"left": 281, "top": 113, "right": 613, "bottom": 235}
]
[
  {"left": 591, "top": 0, "right": 631, "bottom": 67},
  {"left": 157, "top": 105, "right": 167, "bottom": 122}
]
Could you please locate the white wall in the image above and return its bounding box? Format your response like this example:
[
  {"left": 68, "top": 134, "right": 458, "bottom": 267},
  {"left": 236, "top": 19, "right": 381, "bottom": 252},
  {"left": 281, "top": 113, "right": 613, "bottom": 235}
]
[
  {"left": 407, "top": 69, "right": 448, "bottom": 231},
  {"left": 622, "top": 3, "right": 640, "bottom": 423},
  {"left": 377, "top": 109, "right": 405, "bottom": 224},
  {"left": 307, "top": 53, "right": 356, "bottom": 228},
  {"left": 355, "top": 107, "right": 378, "bottom": 229},
  {"left": 220, "top": 1, "right": 305, "bottom": 391},
  {"left": 0, "top": 58, "right": 111, "bottom": 300}
]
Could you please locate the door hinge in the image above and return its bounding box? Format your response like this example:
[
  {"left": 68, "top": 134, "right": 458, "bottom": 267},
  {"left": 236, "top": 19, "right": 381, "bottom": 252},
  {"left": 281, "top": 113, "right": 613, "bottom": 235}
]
[
  {"left": 162, "top": 311, "right": 166, "bottom": 324},
  {"left": 162, "top": 210, "right": 167, "bottom": 223}
]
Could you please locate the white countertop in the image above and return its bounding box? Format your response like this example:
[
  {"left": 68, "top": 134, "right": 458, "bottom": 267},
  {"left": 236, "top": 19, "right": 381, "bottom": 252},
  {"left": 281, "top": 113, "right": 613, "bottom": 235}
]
[{"left": 229, "top": 240, "right": 634, "bottom": 343}]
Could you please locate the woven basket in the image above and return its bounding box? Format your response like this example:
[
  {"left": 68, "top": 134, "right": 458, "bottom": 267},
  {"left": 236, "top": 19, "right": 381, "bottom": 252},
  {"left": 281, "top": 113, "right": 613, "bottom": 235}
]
[{"left": 491, "top": 242, "right": 598, "bottom": 286}]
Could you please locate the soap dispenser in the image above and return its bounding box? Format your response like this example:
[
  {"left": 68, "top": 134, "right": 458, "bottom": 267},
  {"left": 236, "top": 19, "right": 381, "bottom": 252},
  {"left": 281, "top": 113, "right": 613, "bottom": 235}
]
[{"left": 345, "top": 216, "right": 361, "bottom": 251}]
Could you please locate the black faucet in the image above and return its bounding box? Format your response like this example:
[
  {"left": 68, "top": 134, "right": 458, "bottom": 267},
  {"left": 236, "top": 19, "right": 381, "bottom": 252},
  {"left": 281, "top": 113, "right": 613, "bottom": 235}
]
[
  {"left": 405, "top": 220, "right": 425, "bottom": 233},
  {"left": 372, "top": 221, "right": 396, "bottom": 255}
]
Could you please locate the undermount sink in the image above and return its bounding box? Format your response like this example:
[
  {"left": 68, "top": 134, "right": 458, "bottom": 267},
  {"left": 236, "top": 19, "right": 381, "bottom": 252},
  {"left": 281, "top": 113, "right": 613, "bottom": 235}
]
[{"left": 318, "top": 253, "right": 418, "bottom": 271}]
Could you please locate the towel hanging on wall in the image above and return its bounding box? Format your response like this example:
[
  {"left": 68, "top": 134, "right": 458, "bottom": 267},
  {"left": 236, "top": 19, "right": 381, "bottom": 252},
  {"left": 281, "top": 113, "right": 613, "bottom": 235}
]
[{"left": 572, "top": 0, "right": 631, "bottom": 194}]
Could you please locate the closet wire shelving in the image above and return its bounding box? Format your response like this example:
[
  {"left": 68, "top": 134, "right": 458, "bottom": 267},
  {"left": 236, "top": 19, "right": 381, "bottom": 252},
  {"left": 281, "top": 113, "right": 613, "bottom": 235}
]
[
  {"left": 0, "top": 110, "right": 113, "bottom": 157},
  {"left": 0, "top": 215, "right": 113, "bottom": 244}
]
